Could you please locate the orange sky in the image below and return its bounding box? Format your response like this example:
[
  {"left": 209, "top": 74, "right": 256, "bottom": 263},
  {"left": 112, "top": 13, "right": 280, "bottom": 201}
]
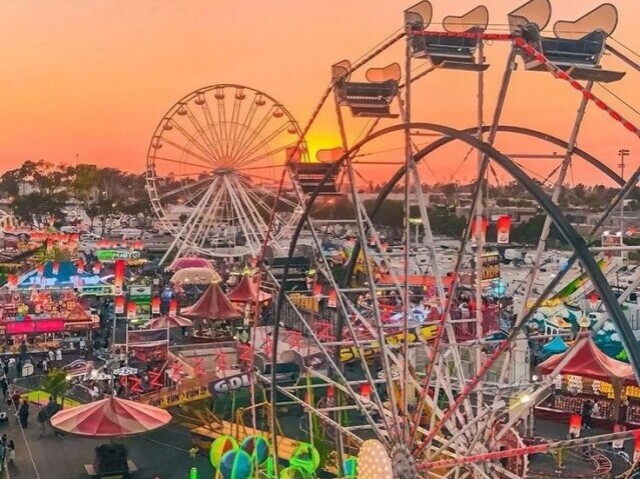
[{"left": 0, "top": 0, "right": 639, "bottom": 186}]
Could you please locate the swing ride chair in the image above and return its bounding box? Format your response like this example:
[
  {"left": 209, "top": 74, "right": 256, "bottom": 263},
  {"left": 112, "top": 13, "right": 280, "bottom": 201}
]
[
  {"left": 508, "top": 0, "right": 625, "bottom": 83},
  {"left": 332, "top": 60, "right": 401, "bottom": 119},
  {"left": 289, "top": 161, "right": 340, "bottom": 195},
  {"left": 405, "top": 1, "right": 491, "bottom": 71}
]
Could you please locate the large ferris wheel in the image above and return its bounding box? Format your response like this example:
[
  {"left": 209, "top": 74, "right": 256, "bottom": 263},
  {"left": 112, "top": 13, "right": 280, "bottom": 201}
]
[
  {"left": 241, "top": 1, "right": 640, "bottom": 478},
  {"left": 146, "top": 84, "right": 306, "bottom": 260},
  {"left": 142, "top": 0, "right": 640, "bottom": 477}
]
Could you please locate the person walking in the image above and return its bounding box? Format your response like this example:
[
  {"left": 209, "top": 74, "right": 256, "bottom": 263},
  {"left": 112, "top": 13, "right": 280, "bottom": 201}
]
[
  {"left": 6, "top": 440, "right": 15, "bottom": 464},
  {"left": 0, "top": 378, "right": 8, "bottom": 400},
  {"left": 37, "top": 405, "right": 48, "bottom": 436},
  {"left": 17, "top": 399, "right": 29, "bottom": 429},
  {"left": 582, "top": 399, "right": 593, "bottom": 429}
]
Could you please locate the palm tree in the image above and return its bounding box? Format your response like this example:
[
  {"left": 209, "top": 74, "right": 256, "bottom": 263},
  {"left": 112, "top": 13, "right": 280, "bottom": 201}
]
[{"left": 42, "top": 369, "right": 71, "bottom": 408}]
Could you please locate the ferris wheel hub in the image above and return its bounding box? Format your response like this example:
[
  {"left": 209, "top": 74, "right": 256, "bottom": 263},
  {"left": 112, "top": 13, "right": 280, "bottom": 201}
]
[
  {"left": 213, "top": 167, "right": 235, "bottom": 176},
  {"left": 390, "top": 444, "right": 418, "bottom": 479}
]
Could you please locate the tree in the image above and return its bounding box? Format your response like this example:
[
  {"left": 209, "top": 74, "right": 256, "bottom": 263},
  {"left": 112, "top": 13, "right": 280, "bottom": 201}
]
[{"left": 42, "top": 369, "right": 71, "bottom": 406}]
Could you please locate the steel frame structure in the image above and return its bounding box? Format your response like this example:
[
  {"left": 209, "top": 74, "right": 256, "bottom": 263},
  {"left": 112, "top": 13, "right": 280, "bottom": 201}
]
[{"left": 236, "top": 1, "right": 640, "bottom": 478}]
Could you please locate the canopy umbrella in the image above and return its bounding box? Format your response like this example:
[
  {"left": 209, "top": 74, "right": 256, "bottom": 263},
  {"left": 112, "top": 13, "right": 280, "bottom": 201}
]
[
  {"left": 50, "top": 396, "right": 171, "bottom": 438},
  {"left": 167, "top": 257, "right": 214, "bottom": 272},
  {"left": 148, "top": 314, "right": 193, "bottom": 329},
  {"left": 170, "top": 267, "right": 221, "bottom": 285},
  {"left": 181, "top": 282, "right": 242, "bottom": 321},
  {"left": 227, "top": 274, "right": 271, "bottom": 303}
]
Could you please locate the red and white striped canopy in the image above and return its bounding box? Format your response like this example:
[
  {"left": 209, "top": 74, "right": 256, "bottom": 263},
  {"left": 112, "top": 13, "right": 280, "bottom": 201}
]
[{"left": 50, "top": 397, "right": 171, "bottom": 438}]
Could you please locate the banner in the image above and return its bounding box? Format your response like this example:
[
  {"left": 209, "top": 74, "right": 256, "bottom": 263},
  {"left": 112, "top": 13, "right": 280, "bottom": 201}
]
[
  {"left": 327, "top": 289, "right": 337, "bottom": 308},
  {"left": 114, "top": 259, "right": 125, "bottom": 293},
  {"left": 470, "top": 216, "right": 488, "bottom": 243},
  {"left": 496, "top": 215, "right": 511, "bottom": 244},
  {"left": 128, "top": 329, "right": 168, "bottom": 345},
  {"left": 130, "top": 341, "right": 167, "bottom": 362},
  {"left": 151, "top": 297, "right": 161, "bottom": 315},
  {"left": 126, "top": 301, "right": 136, "bottom": 319},
  {"left": 569, "top": 413, "right": 581, "bottom": 438},
  {"left": 115, "top": 295, "right": 125, "bottom": 314}
]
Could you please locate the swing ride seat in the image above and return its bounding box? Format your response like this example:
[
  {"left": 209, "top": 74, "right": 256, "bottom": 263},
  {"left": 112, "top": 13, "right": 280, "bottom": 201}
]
[
  {"left": 410, "top": 30, "right": 489, "bottom": 71},
  {"left": 405, "top": 3, "right": 490, "bottom": 71},
  {"left": 290, "top": 161, "right": 340, "bottom": 195},
  {"left": 335, "top": 80, "right": 399, "bottom": 118},
  {"left": 518, "top": 24, "right": 625, "bottom": 83}
]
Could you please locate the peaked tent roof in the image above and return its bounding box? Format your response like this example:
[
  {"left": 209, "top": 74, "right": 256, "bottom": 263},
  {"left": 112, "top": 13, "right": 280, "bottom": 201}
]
[
  {"left": 64, "top": 303, "right": 91, "bottom": 322},
  {"left": 542, "top": 336, "right": 569, "bottom": 355},
  {"left": 180, "top": 282, "right": 242, "bottom": 321},
  {"left": 50, "top": 396, "right": 171, "bottom": 438},
  {"left": 167, "top": 257, "right": 214, "bottom": 272},
  {"left": 226, "top": 274, "right": 272, "bottom": 303},
  {"left": 148, "top": 314, "right": 193, "bottom": 329},
  {"left": 538, "top": 333, "right": 636, "bottom": 384}
]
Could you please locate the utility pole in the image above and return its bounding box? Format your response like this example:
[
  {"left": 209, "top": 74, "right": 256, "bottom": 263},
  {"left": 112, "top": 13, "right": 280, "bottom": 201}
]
[{"left": 619, "top": 149, "right": 630, "bottom": 253}]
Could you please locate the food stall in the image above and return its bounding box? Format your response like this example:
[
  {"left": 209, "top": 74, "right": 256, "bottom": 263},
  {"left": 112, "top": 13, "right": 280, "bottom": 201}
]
[{"left": 536, "top": 331, "right": 640, "bottom": 426}]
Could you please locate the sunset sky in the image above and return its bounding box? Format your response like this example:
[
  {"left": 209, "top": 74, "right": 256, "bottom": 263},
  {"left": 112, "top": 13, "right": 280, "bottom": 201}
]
[{"left": 0, "top": 0, "right": 639, "bottom": 186}]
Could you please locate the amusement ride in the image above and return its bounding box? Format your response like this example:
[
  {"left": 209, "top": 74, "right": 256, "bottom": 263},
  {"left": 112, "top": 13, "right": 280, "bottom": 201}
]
[{"left": 146, "top": 1, "right": 640, "bottom": 478}]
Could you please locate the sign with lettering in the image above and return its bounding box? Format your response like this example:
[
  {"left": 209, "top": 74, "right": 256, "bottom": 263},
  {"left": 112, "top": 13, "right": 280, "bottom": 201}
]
[{"left": 339, "top": 323, "right": 438, "bottom": 363}]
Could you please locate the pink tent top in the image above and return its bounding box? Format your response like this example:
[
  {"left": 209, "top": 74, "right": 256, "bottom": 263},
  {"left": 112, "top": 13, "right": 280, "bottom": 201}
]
[
  {"left": 50, "top": 397, "right": 171, "bottom": 438},
  {"left": 180, "top": 282, "right": 242, "bottom": 321},
  {"left": 167, "top": 257, "right": 214, "bottom": 272},
  {"left": 538, "top": 334, "right": 636, "bottom": 384},
  {"left": 226, "top": 275, "right": 272, "bottom": 303},
  {"left": 148, "top": 314, "right": 193, "bottom": 329}
]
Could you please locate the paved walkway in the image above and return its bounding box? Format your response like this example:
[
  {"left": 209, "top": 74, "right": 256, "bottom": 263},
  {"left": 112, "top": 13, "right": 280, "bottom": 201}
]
[{"left": 4, "top": 403, "right": 215, "bottom": 479}]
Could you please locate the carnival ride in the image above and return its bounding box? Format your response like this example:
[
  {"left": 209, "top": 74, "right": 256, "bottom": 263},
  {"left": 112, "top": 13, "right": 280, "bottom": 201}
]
[
  {"left": 146, "top": 0, "right": 640, "bottom": 478},
  {"left": 145, "top": 84, "right": 307, "bottom": 261}
]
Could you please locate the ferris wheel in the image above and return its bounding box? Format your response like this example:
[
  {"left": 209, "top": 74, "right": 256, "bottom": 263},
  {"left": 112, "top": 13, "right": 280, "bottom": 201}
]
[
  {"left": 251, "top": 1, "right": 640, "bottom": 478},
  {"left": 146, "top": 84, "right": 307, "bottom": 259}
]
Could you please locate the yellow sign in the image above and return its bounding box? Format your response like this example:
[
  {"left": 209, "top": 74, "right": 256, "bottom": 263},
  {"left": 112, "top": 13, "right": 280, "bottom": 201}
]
[
  {"left": 526, "top": 298, "right": 563, "bottom": 309},
  {"left": 340, "top": 324, "right": 438, "bottom": 363},
  {"left": 289, "top": 294, "right": 319, "bottom": 313},
  {"left": 141, "top": 383, "right": 210, "bottom": 409}
]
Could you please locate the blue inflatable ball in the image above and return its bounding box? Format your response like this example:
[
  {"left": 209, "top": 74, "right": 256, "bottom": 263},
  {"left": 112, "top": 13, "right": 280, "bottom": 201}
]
[
  {"left": 240, "top": 435, "right": 270, "bottom": 465},
  {"left": 219, "top": 449, "right": 253, "bottom": 479},
  {"left": 210, "top": 435, "right": 238, "bottom": 468}
]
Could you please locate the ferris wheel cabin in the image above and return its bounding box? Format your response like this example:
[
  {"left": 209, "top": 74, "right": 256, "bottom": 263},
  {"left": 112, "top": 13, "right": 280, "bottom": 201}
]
[
  {"left": 405, "top": 1, "right": 490, "bottom": 72},
  {"left": 509, "top": 0, "right": 625, "bottom": 83}
]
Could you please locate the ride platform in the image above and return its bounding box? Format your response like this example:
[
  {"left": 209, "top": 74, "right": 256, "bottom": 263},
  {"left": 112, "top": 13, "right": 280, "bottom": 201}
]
[{"left": 190, "top": 419, "right": 339, "bottom": 475}]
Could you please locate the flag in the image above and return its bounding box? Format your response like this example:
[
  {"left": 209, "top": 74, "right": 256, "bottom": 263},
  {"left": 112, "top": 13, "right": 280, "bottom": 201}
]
[
  {"left": 496, "top": 216, "right": 511, "bottom": 244},
  {"left": 115, "top": 295, "right": 125, "bottom": 314},
  {"left": 114, "top": 259, "right": 125, "bottom": 293},
  {"left": 470, "top": 216, "right": 488, "bottom": 243}
]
